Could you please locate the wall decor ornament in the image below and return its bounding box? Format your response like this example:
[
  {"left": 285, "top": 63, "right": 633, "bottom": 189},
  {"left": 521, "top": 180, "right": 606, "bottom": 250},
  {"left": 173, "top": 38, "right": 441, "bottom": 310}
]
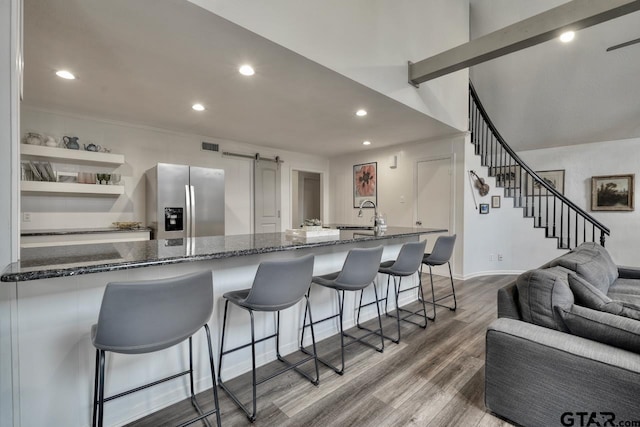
[
  {"left": 491, "top": 195, "right": 501, "bottom": 208},
  {"left": 591, "top": 174, "right": 634, "bottom": 211},
  {"left": 479, "top": 203, "right": 489, "bottom": 214},
  {"left": 526, "top": 169, "right": 565, "bottom": 196},
  {"left": 353, "top": 162, "right": 377, "bottom": 208}
]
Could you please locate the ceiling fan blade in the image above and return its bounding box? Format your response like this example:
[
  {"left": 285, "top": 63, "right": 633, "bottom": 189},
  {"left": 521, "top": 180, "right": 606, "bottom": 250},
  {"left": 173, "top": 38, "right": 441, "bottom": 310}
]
[{"left": 606, "top": 36, "right": 640, "bottom": 52}]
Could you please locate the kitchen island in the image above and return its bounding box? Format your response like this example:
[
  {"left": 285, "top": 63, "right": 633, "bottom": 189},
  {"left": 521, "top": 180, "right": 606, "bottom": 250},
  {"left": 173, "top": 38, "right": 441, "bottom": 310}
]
[{"left": 1, "top": 226, "right": 446, "bottom": 426}]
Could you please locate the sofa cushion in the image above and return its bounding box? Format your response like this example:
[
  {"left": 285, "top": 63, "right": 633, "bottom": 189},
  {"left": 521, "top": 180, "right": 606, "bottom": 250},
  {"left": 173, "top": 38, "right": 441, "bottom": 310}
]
[
  {"left": 568, "top": 275, "right": 640, "bottom": 321},
  {"left": 608, "top": 278, "right": 640, "bottom": 305},
  {"left": 556, "top": 305, "right": 640, "bottom": 354},
  {"left": 550, "top": 245, "right": 618, "bottom": 294},
  {"left": 517, "top": 267, "right": 574, "bottom": 331}
]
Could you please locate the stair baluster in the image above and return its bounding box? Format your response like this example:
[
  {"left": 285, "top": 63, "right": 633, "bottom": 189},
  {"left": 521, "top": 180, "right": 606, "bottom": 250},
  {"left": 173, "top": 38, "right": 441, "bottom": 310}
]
[{"left": 469, "top": 82, "right": 609, "bottom": 249}]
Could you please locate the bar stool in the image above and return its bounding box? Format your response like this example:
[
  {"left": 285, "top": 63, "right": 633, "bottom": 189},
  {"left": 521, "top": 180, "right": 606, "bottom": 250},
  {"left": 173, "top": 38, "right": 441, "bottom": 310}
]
[
  {"left": 375, "top": 240, "right": 428, "bottom": 343},
  {"left": 300, "top": 246, "right": 384, "bottom": 375},
  {"left": 217, "top": 254, "right": 319, "bottom": 422},
  {"left": 420, "top": 234, "right": 457, "bottom": 320},
  {"left": 91, "top": 270, "right": 221, "bottom": 427}
]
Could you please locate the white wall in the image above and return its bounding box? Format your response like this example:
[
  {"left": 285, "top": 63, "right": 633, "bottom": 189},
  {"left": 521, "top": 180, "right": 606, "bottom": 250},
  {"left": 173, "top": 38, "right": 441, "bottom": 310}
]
[
  {"left": 21, "top": 107, "right": 330, "bottom": 235},
  {"left": 462, "top": 139, "right": 567, "bottom": 277},
  {"left": 519, "top": 138, "right": 640, "bottom": 266},
  {"left": 189, "top": 0, "right": 470, "bottom": 131},
  {"left": 329, "top": 134, "right": 467, "bottom": 276}
]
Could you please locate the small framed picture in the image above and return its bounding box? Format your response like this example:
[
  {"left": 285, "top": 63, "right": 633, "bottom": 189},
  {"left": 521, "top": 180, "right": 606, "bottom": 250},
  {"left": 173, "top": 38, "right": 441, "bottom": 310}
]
[
  {"left": 491, "top": 195, "right": 501, "bottom": 208},
  {"left": 591, "top": 174, "right": 634, "bottom": 211},
  {"left": 526, "top": 169, "right": 565, "bottom": 196},
  {"left": 479, "top": 203, "right": 489, "bottom": 214}
]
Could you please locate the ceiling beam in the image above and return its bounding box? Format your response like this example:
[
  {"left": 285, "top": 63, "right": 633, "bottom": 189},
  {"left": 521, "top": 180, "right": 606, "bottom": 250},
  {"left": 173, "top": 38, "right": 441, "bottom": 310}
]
[{"left": 408, "top": 0, "right": 640, "bottom": 86}]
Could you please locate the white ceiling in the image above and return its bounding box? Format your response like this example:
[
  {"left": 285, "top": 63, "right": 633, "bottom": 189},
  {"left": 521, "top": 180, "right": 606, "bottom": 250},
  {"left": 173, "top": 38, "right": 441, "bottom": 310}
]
[
  {"left": 470, "top": 0, "right": 640, "bottom": 151},
  {"left": 23, "top": 0, "right": 460, "bottom": 157}
]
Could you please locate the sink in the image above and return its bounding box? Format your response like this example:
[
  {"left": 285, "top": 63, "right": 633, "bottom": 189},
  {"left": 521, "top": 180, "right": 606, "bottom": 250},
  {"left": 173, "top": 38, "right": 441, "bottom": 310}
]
[
  {"left": 352, "top": 231, "right": 375, "bottom": 237},
  {"left": 333, "top": 225, "right": 374, "bottom": 230}
]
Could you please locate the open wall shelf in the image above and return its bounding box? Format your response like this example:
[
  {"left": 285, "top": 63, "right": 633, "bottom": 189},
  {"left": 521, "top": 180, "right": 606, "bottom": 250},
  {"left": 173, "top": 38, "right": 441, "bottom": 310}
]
[
  {"left": 21, "top": 144, "right": 125, "bottom": 166},
  {"left": 21, "top": 181, "right": 124, "bottom": 196}
]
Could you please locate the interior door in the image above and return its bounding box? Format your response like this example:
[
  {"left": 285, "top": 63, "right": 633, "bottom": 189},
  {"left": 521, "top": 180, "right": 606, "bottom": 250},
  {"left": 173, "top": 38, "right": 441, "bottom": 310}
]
[
  {"left": 254, "top": 160, "right": 281, "bottom": 233},
  {"left": 416, "top": 157, "right": 452, "bottom": 274}
]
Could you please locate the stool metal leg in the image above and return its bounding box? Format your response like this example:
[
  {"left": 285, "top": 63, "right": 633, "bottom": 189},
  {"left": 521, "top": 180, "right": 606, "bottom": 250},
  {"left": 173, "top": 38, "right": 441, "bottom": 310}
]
[
  {"left": 381, "top": 272, "right": 430, "bottom": 343},
  {"left": 421, "top": 262, "right": 457, "bottom": 321},
  {"left": 204, "top": 324, "right": 223, "bottom": 427},
  {"left": 97, "top": 349, "right": 106, "bottom": 427},
  {"left": 250, "top": 309, "right": 258, "bottom": 422},
  {"left": 220, "top": 298, "right": 319, "bottom": 422},
  {"left": 92, "top": 349, "right": 100, "bottom": 427},
  {"left": 356, "top": 282, "right": 386, "bottom": 352},
  {"left": 419, "top": 264, "right": 436, "bottom": 321}
]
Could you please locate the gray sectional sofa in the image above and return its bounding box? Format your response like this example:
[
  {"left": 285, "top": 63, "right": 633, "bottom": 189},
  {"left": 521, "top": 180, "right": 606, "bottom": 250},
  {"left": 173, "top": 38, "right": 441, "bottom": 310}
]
[{"left": 485, "top": 243, "right": 640, "bottom": 426}]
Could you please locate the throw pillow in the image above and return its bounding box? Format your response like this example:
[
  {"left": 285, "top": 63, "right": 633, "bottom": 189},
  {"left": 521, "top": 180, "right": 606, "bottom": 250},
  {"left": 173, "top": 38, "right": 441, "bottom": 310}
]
[
  {"left": 516, "top": 267, "right": 574, "bottom": 331},
  {"left": 568, "top": 274, "right": 640, "bottom": 321},
  {"left": 555, "top": 305, "right": 640, "bottom": 354}
]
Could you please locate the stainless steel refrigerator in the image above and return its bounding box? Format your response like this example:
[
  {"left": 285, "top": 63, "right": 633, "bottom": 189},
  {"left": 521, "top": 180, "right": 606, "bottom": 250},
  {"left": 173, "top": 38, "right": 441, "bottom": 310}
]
[{"left": 146, "top": 163, "right": 224, "bottom": 239}]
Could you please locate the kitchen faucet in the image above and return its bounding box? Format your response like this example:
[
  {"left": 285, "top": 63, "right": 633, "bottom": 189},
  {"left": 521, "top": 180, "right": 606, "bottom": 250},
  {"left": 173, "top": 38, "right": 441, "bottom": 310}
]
[{"left": 358, "top": 200, "right": 378, "bottom": 228}]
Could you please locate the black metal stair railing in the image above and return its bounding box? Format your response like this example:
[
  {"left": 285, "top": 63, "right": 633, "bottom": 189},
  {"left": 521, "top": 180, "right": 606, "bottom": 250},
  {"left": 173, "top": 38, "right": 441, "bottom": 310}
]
[{"left": 469, "top": 82, "right": 610, "bottom": 249}]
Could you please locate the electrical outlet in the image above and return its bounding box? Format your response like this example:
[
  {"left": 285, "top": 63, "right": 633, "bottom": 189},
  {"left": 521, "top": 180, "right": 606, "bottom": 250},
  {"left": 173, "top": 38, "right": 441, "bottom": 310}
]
[
  {"left": 23, "top": 212, "right": 31, "bottom": 223},
  {"left": 498, "top": 254, "right": 503, "bottom": 261}
]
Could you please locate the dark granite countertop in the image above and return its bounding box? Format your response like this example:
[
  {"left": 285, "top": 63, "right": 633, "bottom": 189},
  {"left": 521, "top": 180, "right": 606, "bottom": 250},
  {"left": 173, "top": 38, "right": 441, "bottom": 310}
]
[
  {"left": 2, "top": 226, "right": 446, "bottom": 282},
  {"left": 21, "top": 227, "right": 152, "bottom": 236}
]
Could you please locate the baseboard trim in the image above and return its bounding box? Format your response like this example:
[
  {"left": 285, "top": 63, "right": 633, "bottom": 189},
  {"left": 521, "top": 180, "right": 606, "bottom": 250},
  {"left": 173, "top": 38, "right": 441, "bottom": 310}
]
[{"left": 460, "top": 270, "right": 525, "bottom": 280}]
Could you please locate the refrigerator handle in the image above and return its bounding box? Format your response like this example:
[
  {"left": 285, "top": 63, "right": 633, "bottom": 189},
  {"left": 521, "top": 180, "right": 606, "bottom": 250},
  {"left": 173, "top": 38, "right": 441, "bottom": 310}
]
[
  {"left": 190, "top": 185, "right": 196, "bottom": 238},
  {"left": 185, "top": 184, "right": 191, "bottom": 238}
]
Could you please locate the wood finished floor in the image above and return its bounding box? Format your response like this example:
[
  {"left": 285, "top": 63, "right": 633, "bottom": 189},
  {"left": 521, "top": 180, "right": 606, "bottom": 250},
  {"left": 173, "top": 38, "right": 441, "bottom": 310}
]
[{"left": 126, "top": 274, "right": 516, "bottom": 427}]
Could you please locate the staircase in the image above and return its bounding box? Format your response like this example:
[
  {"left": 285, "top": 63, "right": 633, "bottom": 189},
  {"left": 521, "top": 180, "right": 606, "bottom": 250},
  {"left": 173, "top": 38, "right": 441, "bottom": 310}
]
[{"left": 469, "top": 83, "right": 610, "bottom": 249}]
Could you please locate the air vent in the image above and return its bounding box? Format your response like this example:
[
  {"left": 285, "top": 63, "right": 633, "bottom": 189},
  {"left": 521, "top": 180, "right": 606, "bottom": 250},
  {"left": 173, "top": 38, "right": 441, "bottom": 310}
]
[{"left": 201, "top": 142, "right": 219, "bottom": 152}]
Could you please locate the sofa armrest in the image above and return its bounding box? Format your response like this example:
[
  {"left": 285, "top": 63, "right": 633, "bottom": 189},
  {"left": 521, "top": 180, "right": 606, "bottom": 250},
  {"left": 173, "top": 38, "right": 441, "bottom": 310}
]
[
  {"left": 497, "top": 282, "right": 520, "bottom": 319},
  {"left": 486, "top": 318, "right": 640, "bottom": 427},
  {"left": 618, "top": 266, "right": 640, "bottom": 279}
]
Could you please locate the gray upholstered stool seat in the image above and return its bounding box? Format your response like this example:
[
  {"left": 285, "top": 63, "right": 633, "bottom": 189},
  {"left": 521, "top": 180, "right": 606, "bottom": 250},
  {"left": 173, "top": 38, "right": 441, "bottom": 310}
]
[
  {"left": 91, "top": 270, "right": 221, "bottom": 427},
  {"left": 420, "top": 234, "right": 457, "bottom": 321},
  {"left": 300, "top": 246, "right": 384, "bottom": 375},
  {"left": 218, "top": 254, "right": 319, "bottom": 422},
  {"left": 376, "top": 240, "right": 429, "bottom": 343}
]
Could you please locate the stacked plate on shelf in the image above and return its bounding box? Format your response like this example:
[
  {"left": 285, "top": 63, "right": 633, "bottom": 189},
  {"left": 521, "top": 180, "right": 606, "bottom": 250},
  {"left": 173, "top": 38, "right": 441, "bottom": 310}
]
[{"left": 21, "top": 161, "right": 56, "bottom": 182}]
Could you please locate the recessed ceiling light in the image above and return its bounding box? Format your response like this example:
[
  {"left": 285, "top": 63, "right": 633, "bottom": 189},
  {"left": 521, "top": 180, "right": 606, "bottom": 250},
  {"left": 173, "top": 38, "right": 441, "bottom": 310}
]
[
  {"left": 362, "top": 140, "right": 371, "bottom": 146},
  {"left": 55, "top": 70, "right": 76, "bottom": 80},
  {"left": 239, "top": 65, "right": 255, "bottom": 76},
  {"left": 559, "top": 31, "right": 575, "bottom": 43},
  {"left": 356, "top": 109, "right": 367, "bottom": 117},
  {"left": 192, "top": 103, "right": 205, "bottom": 111}
]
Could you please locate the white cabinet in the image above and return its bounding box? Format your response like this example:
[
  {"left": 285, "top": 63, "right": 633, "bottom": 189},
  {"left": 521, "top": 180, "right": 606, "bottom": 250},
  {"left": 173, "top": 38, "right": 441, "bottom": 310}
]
[{"left": 20, "top": 145, "right": 125, "bottom": 196}]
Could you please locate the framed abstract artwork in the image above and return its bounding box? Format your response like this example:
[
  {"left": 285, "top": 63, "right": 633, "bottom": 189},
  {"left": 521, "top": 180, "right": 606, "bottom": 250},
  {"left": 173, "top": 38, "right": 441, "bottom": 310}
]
[
  {"left": 353, "top": 162, "right": 377, "bottom": 208},
  {"left": 591, "top": 174, "right": 634, "bottom": 211}
]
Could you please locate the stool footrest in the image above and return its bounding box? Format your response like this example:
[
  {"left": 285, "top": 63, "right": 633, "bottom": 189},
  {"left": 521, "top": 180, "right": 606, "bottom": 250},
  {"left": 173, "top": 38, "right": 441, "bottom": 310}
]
[
  {"left": 387, "top": 307, "right": 428, "bottom": 328},
  {"left": 221, "top": 332, "right": 277, "bottom": 356},
  {"left": 302, "top": 312, "right": 340, "bottom": 328},
  {"left": 101, "top": 369, "right": 191, "bottom": 403}
]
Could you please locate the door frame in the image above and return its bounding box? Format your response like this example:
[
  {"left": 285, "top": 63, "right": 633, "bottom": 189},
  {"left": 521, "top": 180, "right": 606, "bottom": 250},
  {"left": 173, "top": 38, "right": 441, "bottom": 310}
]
[
  {"left": 413, "top": 154, "right": 456, "bottom": 235},
  {"left": 288, "top": 165, "right": 326, "bottom": 229}
]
